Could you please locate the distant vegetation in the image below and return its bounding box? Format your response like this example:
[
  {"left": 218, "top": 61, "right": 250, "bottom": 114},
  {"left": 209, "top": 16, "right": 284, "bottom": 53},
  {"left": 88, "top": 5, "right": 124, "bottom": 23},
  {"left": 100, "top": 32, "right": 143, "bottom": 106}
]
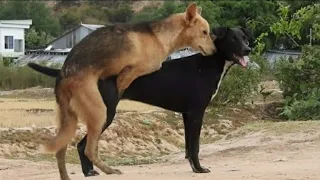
[{"left": 0, "top": 0, "right": 319, "bottom": 120}]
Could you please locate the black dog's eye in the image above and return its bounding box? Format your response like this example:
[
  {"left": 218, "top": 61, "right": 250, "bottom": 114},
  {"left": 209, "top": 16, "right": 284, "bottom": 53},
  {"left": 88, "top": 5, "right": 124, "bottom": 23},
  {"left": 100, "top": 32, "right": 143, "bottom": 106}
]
[
  {"left": 203, "top": 30, "right": 208, "bottom": 35},
  {"left": 243, "top": 36, "right": 247, "bottom": 40}
]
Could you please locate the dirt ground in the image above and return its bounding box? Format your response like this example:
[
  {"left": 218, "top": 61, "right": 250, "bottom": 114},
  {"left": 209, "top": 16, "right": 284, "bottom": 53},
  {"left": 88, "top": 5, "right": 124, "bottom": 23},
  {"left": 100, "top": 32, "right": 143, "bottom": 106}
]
[
  {"left": 0, "top": 84, "right": 319, "bottom": 180},
  {"left": 1, "top": 121, "right": 320, "bottom": 180}
]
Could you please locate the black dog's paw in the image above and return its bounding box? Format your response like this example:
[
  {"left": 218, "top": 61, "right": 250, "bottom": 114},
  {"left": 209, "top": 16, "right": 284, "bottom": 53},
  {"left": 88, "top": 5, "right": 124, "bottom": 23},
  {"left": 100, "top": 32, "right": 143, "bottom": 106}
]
[
  {"left": 193, "top": 167, "right": 211, "bottom": 173},
  {"left": 85, "top": 169, "right": 100, "bottom": 177}
]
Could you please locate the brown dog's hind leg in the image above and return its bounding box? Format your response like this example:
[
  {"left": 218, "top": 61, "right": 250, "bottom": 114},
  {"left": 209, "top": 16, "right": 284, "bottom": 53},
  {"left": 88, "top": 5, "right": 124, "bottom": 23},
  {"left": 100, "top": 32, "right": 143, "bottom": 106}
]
[
  {"left": 70, "top": 77, "right": 122, "bottom": 175},
  {"left": 56, "top": 146, "right": 70, "bottom": 180},
  {"left": 55, "top": 108, "right": 77, "bottom": 180}
]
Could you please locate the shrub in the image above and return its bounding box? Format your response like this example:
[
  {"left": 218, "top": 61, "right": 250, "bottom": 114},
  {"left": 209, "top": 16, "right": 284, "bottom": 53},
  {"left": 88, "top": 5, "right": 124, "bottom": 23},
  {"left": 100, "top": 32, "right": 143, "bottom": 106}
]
[
  {"left": 280, "top": 88, "right": 320, "bottom": 120},
  {"left": 212, "top": 55, "right": 266, "bottom": 106},
  {"left": 2, "top": 57, "right": 15, "bottom": 67},
  {"left": 0, "top": 62, "right": 57, "bottom": 90},
  {"left": 275, "top": 45, "right": 320, "bottom": 120}
]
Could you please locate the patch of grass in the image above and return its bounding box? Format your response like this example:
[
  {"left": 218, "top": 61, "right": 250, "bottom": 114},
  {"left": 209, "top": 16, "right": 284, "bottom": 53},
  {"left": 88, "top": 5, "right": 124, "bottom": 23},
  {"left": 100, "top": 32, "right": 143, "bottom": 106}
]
[
  {"left": 102, "top": 156, "right": 164, "bottom": 166},
  {"left": 227, "top": 120, "right": 320, "bottom": 139},
  {"left": 0, "top": 64, "right": 57, "bottom": 91},
  {"left": 6, "top": 153, "right": 56, "bottom": 162},
  {"left": 200, "top": 134, "right": 222, "bottom": 145},
  {"left": 5, "top": 149, "right": 163, "bottom": 166},
  {"left": 153, "top": 111, "right": 182, "bottom": 129}
]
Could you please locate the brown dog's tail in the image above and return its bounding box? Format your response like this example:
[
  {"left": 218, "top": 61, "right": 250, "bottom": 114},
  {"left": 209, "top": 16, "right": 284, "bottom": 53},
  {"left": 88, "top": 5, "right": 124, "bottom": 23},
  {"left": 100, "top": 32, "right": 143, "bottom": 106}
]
[
  {"left": 42, "top": 104, "right": 78, "bottom": 153},
  {"left": 27, "top": 63, "right": 60, "bottom": 78}
]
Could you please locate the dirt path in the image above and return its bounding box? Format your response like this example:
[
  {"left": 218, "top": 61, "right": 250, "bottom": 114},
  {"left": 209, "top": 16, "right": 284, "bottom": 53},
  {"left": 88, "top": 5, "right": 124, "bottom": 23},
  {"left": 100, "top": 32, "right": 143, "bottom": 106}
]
[{"left": 1, "top": 123, "right": 320, "bottom": 180}]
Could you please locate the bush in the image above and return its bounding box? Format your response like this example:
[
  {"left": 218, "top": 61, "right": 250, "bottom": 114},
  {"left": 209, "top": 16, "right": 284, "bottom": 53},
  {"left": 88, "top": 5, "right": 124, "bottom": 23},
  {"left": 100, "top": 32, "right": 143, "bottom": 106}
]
[
  {"left": 0, "top": 62, "right": 57, "bottom": 90},
  {"left": 2, "top": 57, "right": 15, "bottom": 67},
  {"left": 212, "top": 55, "right": 266, "bottom": 106},
  {"left": 275, "top": 45, "right": 320, "bottom": 120},
  {"left": 280, "top": 88, "right": 320, "bottom": 120}
]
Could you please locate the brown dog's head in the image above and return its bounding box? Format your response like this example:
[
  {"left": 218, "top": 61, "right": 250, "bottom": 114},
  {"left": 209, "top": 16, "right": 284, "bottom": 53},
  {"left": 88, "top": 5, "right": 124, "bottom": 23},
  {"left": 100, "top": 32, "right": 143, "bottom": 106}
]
[{"left": 181, "top": 3, "right": 216, "bottom": 56}]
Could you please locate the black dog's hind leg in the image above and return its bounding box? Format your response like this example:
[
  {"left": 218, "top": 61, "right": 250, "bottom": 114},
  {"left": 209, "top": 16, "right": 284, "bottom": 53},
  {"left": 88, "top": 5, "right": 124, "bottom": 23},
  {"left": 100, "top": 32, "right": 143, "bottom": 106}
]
[
  {"left": 185, "top": 110, "right": 210, "bottom": 173},
  {"left": 77, "top": 79, "right": 120, "bottom": 177}
]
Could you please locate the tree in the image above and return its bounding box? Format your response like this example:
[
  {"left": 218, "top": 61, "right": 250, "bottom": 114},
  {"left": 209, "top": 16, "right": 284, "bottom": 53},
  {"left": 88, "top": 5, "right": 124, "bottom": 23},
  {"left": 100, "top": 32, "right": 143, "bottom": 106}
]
[
  {"left": 59, "top": 9, "right": 82, "bottom": 32},
  {"left": 105, "top": 3, "right": 134, "bottom": 23},
  {"left": 0, "top": 1, "right": 61, "bottom": 37},
  {"left": 269, "top": 2, "right": 320, "bottom": 49},
  {"left": 132, "top": 0, "right": 221, "bottom": 27},
  {"left": 25, "top": 27, "right": 54, "bottom": 50}
]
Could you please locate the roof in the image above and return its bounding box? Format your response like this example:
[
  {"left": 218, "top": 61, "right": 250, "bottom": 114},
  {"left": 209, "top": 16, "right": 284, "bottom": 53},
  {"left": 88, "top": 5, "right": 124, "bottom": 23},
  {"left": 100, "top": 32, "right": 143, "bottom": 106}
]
[
  {"left": 0, "top": 19, "right": 32, "bottom": 29},
  {"left": 81, "top": 23, "right": 104, "bottom": 31},
  {"left": 265, "top": 49, "right": 301, "bottom": 55},
  {"left": 45, "top": 23, "right": 105, "bottom": 48}
]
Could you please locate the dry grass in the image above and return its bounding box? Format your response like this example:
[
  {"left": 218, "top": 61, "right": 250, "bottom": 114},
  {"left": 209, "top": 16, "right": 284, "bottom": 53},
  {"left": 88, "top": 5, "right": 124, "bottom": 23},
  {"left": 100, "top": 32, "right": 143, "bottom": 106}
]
[
  {"left": 0, "top": 97, "right": 163, "bottom": 128},
  {"left": 0, "top": 86, "right": 283, "bottom": 166},
  {"left": 224, "top": 120, "right": 320, "bottom": 141}
]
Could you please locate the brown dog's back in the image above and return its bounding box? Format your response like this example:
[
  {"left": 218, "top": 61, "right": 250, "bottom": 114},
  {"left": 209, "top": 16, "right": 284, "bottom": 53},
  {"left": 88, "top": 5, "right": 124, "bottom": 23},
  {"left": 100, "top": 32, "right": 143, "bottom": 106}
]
[{"left": 61, "top": 21, "right": 165, "bottom": 78}]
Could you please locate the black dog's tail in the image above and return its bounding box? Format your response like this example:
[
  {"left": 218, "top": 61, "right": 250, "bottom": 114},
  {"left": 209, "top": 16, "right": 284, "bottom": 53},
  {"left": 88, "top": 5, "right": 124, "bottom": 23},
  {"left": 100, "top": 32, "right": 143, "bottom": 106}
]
[{"left": 27, "top": 63, "right": 60, "bottom": 77}]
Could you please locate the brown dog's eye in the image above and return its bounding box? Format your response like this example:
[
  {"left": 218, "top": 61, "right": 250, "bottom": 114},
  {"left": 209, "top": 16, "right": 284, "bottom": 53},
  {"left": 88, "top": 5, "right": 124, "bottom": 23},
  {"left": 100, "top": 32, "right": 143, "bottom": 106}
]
[{"left": 203, "top": 30, "right": 208, "bottom": 35}]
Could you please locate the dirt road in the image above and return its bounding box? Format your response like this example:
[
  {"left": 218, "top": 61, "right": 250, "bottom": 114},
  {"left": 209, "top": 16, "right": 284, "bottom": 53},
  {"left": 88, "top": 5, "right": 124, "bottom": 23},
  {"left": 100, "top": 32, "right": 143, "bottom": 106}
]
[{"left": 1, "top": 123, "right": 320, "bottom": 180}]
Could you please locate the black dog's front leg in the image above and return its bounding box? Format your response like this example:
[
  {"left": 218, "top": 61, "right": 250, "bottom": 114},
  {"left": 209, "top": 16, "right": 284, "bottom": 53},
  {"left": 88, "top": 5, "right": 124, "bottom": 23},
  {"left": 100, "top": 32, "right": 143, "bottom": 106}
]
[
  {"left": 182, "top": 113, "right": 190, "bottom": 159},
  {"left": 77, "top": 135, "right": 99, "bottom": 176},
  {"left": 77, "top": 80, "right": 120, "bottom": 177},
  {"left": 185, "top": 111, "right": 210, "bottom": 173}
]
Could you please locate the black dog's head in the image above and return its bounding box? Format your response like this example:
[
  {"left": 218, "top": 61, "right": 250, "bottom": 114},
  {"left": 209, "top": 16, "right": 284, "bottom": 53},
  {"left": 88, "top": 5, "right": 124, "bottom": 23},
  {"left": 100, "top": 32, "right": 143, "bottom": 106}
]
[{"left": 211, "top": 27, "right": 252, "bottom": 67}]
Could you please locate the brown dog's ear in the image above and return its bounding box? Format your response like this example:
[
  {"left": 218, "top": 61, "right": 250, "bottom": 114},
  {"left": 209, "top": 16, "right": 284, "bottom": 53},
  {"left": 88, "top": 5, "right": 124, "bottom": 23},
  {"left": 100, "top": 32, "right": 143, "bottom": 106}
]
[
  {"left": 185, "top": 2, "right": 198, "bottom": 25},
  {"left": 213, "top": 27, "right": 229, "bottom": 40},
  {"left": 197, "top": 7, "right": 202, "bottom": 15}
]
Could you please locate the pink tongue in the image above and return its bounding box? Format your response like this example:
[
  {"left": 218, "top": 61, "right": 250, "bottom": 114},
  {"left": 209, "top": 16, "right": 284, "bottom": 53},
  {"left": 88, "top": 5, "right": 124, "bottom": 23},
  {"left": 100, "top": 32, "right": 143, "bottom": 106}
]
[{"left": 239, "top": 57, "right": 247, "bottom": 67}]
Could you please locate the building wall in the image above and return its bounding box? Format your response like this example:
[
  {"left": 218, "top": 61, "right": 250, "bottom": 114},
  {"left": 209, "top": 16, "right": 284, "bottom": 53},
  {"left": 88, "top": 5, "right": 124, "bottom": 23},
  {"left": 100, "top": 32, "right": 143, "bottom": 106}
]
[
  {"left": 50, "top": 26, "right": 93, "bottom": 49},
  {"left": 0, "top": 27, "right": 25, "bottom": 57}
]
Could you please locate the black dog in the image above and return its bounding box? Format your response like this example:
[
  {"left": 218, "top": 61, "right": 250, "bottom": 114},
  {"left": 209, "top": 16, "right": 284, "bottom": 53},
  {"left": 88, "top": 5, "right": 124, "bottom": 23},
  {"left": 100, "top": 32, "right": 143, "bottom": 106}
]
[{"left": 28, "top": 27, "right": 252, "bottom": 177}]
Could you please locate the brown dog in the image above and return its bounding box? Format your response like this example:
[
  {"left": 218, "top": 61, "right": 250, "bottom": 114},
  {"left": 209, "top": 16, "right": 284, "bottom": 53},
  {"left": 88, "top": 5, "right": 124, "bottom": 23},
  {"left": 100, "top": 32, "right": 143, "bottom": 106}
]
[{"left": 43, "top": 2, "right": 216, "bottom": 180}]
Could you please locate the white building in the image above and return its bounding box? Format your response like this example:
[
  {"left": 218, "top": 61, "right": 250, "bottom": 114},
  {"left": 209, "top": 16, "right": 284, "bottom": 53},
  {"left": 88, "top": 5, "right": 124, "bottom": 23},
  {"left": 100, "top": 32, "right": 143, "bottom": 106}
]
[{"left": 0, "top": 19, "right": 32, "bottom": 58}]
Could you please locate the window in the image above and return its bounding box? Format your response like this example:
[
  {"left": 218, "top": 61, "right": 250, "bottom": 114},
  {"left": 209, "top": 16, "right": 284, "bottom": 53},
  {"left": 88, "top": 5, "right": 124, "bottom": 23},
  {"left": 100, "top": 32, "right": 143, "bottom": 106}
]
[
  {"left": 4, "top": 36, "right": 13, "bottom": 49},
  {"left": 14, "top": 39, "right": 23, "bottom": 52}
]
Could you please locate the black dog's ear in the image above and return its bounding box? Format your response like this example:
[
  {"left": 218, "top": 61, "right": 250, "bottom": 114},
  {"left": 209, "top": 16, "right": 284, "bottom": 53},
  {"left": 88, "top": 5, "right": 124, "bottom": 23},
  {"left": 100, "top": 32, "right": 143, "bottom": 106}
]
[
  {"left": 212, "top": 27, "right": 229, "bottom": 40},
  {"left": 240, "top": 27, "right": 253, "bottom": 39}
]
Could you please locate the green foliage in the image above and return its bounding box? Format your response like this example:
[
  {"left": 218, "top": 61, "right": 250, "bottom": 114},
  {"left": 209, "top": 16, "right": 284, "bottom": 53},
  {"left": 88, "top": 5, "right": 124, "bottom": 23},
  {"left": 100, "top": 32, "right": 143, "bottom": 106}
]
[
  {"left": 0, "top": 1, "right": 61, "bottom": 37},
  {"left": 59, "top": 8, "right": 82, "bottom": 32},
  {"left": 25, "top": 27, "right": 54, "bottom": 49},
  {"left": 217, "top": 0, "right": 278, "bottom": 27},
  {"left": 280, "top": 88, "right": 320, "bottom": 120},
  {"left": 0, "top": 63, "right": 56, "bottom": 90},
  {"left": 275, "top": 45, "right": 320, "bottom": 120},
  {"left": 213, "top": 55, "right": 266, "bottom": 106},
  {"left": 252, "top": 32, "right": 269, "bottom": 55},
  {"left": 2, "top": 57, "right": 15, "bottom": 67},
  {"left": 275, "top": 45, "right": 320, "bottom": 98},
  {"left": 270, "top": 2, "right": 317, "bottom": 48},
  {"left": 131, "top": 1, "right": 221, "bottom": 27},
  {"left": 105, "top": 3, "right": 134, "bottom": 23}
]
